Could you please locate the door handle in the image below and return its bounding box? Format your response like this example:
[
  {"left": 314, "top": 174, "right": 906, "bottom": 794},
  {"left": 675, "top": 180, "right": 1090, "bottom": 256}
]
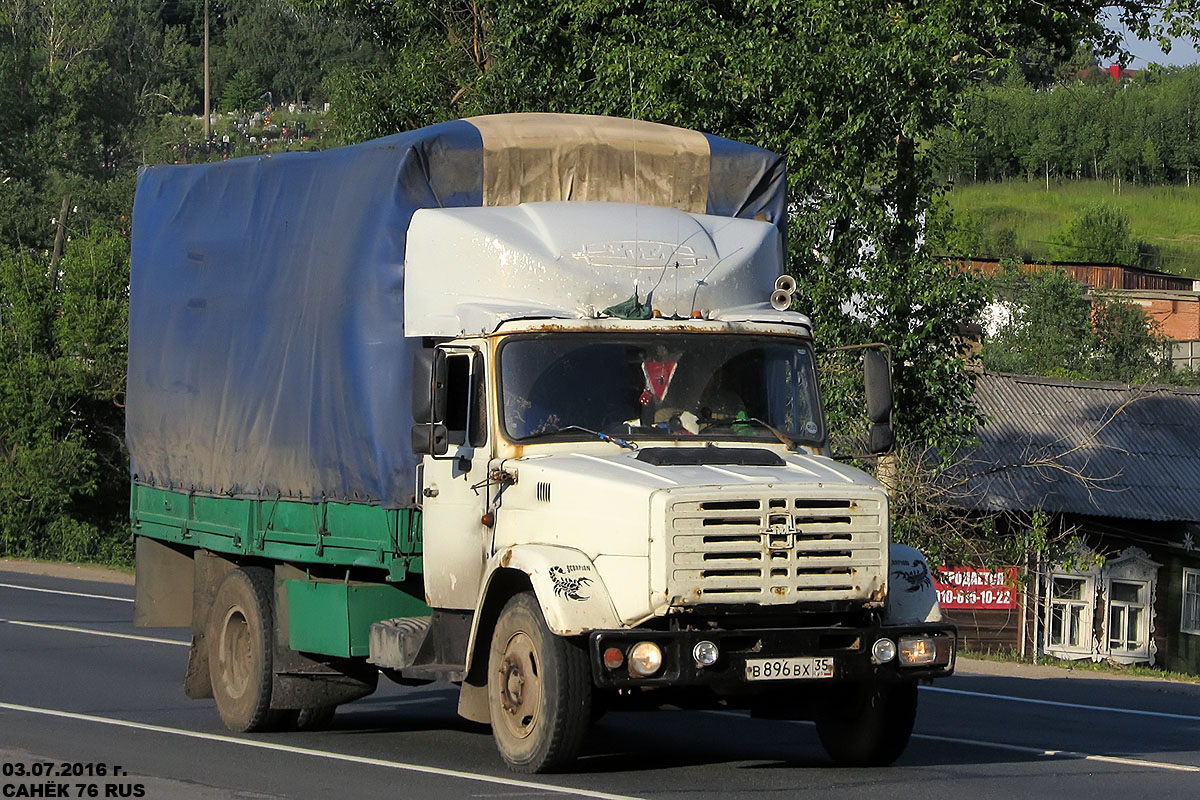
[{"left": 423, "top": 486, "right": 439, "bottom": 498}]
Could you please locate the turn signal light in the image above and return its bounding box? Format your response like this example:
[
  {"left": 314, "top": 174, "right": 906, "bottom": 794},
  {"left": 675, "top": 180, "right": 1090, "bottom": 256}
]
[
  {"left": 898, "top": 635, "right": 937, "bottom": 666},
  {"left": 602, "top": 647, "right": 625, "bottom": 670}
]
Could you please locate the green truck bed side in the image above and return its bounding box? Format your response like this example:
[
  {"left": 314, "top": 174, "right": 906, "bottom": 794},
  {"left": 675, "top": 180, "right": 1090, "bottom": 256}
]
[{"left": 130, "top": 485, "right": 423, "bottom": 581}]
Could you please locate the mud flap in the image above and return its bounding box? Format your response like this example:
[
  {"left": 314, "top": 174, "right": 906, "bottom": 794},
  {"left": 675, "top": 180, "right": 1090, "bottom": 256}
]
[
  {"left": 183, "top": 634, "right": 213, "bottom": 699},
  {"left": 183, "top": 549, "right": 237, "bottom": 699},
  {"left": 458, "top": 680, "right": 489, "bottom": 724}
]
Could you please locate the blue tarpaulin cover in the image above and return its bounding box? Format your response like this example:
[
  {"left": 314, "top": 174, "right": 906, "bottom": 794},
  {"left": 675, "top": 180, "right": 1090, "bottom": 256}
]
[{"left": 127, "top": 114, "right": 787, "bottom": 508}]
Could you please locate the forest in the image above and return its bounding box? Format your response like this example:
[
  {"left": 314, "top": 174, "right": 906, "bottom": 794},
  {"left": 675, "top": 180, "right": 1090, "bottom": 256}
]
[
  {"left": 3, "top": 1, "right": 1200, "bottom": 566},
  {"left": 933, "top": 64, "right": 1200, "bottom": 189}
]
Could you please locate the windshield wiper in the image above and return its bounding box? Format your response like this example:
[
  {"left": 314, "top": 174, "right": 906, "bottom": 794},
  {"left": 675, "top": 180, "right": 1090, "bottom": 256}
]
[
  {"left": 521, "top": 425, "right": 638, "bottom": 450},
  {"left": 737, "top": 416, "right": 798, "bottom": 449}
]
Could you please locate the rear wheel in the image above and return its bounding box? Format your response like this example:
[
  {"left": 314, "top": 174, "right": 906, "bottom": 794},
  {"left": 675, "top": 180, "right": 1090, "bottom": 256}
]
[
  {"left": 207, "top": 567, "right": 279, "bottom": 732},
  {"left": 814, "top": 680, "right": 918, "bottom": 767},
  {"left": 487, "top": 593, "right": 592, "bottom": 773}
]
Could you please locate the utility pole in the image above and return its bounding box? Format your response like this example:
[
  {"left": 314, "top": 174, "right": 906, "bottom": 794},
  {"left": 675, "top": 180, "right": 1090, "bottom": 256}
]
[
  {"left": 203, "top": 0, "right": 211, "bottom": 142},
  {"left": 50, "top": 195, "right": 71, "bottom": 293}
]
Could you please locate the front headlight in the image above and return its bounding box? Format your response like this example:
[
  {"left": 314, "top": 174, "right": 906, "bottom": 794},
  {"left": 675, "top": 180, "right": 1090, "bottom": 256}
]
[{"left": 628, "top": 641, "right": 663, "bottom": 677}]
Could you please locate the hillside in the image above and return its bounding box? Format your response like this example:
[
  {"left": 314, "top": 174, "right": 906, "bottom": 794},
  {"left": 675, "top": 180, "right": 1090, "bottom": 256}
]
[{"left": 946, "top": 181, "right": 1200, "bottom": 278}]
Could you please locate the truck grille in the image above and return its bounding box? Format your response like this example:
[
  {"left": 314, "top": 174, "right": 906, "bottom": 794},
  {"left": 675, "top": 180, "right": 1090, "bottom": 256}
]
[{"left": 666, "top": 492, "right": 886, "bottom": 606}]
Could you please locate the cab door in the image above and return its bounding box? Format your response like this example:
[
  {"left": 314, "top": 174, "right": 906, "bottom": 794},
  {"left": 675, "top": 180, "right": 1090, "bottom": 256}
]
[{"left": 418, "top": 346, "right": 492, "bottom": 610}]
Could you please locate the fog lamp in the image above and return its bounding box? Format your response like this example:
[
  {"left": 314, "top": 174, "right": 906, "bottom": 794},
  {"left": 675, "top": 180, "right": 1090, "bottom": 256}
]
[
  {"left": 693, "top": 640, "right": 719, "bottom": 668},
  {"left": 898, "top": 635, "right": 936, "bottom": 666},
  {"left": 602, "top": 647, "right": 626, "bottom": 670},
  {"left": 628, "top": 641, "right": 663, "bottom": 677},
  {"left": 871, "top": 637, "right": 897, "bottom": 664}
]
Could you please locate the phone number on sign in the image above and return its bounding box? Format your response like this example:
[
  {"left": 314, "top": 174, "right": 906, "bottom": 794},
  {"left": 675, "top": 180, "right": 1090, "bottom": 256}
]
[{"left": 936, "top": 588, "right": 1015, "bottom": 608}]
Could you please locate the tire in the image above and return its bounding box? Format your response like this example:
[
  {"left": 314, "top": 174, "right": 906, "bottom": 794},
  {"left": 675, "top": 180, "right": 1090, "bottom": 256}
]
[
  {"left": 814, "top": 680, "right": 918, "bottom": 767},
  {"left": 207, "top": 567, "right": 279, "bottom": 733},
  {"left": 487, "top": 592, "right": 592, "bottom": 773}
]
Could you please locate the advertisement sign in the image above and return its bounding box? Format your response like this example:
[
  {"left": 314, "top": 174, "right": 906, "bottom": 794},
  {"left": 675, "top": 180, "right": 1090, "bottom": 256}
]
[{"left": 934, "top": 567, "right": 1020, "bottom": 610}]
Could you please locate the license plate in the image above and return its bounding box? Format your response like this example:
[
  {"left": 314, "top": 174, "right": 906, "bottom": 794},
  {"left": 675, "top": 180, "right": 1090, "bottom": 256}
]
[{"left": 744, "top": 656, "right": 835, "bottom": 681}]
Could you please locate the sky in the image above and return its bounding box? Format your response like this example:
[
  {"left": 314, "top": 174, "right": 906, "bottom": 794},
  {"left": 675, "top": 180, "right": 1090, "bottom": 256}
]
[{"left": 1106, "top": 15, "right": 1200, "bottom": 67}]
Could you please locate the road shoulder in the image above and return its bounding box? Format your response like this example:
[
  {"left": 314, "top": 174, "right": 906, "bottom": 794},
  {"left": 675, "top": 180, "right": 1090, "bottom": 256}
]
[{"left": 0, "top": 559, "right": 134, "bottom": 586}]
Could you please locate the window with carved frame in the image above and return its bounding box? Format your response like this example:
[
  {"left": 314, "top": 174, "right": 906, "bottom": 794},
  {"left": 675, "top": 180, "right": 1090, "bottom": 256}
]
[
  {"left": 1047, "top": 575, "right": 1092, "bottom": 655},
  {"left": 1107, "top": 579, "right": 1149, "bottom": 657},
  {"left": 1183, "top": 568, "right": 1200, "bottom": 636}
]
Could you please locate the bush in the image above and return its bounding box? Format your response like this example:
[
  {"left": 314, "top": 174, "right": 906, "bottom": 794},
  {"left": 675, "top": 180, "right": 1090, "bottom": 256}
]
[
  {"left": 1050, "top": 203, "right": 1156, "bottom": 267},
  {"left": 0, "top": 233, "right": 131, "bottom": 566}
]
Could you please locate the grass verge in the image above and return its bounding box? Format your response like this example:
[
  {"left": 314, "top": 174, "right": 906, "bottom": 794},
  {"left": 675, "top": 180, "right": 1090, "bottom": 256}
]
[
  {"left": 960, "top": 646, "right": 1200, "bottom": 684},
  {"left": 947, "top": 180, "right": 1200, "bottom": 278}
]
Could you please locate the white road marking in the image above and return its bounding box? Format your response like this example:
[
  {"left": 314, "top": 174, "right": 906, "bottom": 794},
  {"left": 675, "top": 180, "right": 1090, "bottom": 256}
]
[
  {"left": 911, "top": 731, "right": 1200, "bottom": 773},
  {"left": 0, "top": 619, "right": 188, "bottom": 646},
  {"left": 706, "top": 710, "right": 1200, "bottom": 773},
  {"left": 0, "top": 581, "right": 133, "bottom": 603},
  {"left": 923, "top": 685, "right": 1200, "bottom": 722},
  {"left": 0, "top": 701, "right": 644, "bottom": 800}
]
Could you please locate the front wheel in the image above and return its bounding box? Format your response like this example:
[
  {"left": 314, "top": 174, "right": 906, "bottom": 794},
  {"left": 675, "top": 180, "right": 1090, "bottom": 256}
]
[
  {"left": 814, "top": 680, "right": 918, "bottom": 767},
  {"left": 487, "top": 592, "right": 592, "bottom": 773}
]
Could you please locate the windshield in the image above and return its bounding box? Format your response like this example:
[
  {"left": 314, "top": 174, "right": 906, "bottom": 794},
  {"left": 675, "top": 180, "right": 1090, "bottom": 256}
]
[{"left": 499, "top": 333, "right": 824, "bottom": 446}]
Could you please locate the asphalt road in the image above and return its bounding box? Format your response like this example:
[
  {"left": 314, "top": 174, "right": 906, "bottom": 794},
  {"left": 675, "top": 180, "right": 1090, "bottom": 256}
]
[{"left": 2, "top": 566, "right": 1199, "bottom": 800}]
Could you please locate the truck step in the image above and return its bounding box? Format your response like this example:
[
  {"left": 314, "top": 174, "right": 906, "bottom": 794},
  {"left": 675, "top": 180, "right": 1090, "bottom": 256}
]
[
  {"left": 369, "top": 616, "right": 431, "bottom": 669},
  {"left": 397, "top": 663, "right": 467, "bottom": 682}
]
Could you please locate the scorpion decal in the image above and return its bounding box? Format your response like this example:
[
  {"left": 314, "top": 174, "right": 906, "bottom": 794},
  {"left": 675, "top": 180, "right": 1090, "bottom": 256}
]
[
  {"left": 549, "top": 565, "right": 593, "bottom": 601},
  {"left": 892, "top": 559, "right": 932, "bottom": 593}
]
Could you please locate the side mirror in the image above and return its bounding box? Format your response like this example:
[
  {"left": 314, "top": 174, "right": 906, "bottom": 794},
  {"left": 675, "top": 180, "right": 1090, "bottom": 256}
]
[
  {"left": 411, "top": 423, "right": 449, "bottom": 456},
  {"left": 868, "top": 422, "right": 895, "bottom": 455},
  {"left": 863, "top": 349, "right": 892, "bottom": 423},
  {"left": 863, "top": 349, "right": 894, "bottom": 455},
  {"left": 411, "top": 349, "right": 447, "bottom": 424}
]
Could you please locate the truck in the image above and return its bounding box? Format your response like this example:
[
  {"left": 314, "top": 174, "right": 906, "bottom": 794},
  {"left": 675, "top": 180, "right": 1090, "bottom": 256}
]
[{"left": 128, "top": 112, "right": 955, "bottom": 773}]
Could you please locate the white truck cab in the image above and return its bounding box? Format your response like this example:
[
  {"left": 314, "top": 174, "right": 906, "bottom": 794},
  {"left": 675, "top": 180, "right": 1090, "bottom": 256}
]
[{"left": 394, "top": 200, "right": 954, "bottom": 771}]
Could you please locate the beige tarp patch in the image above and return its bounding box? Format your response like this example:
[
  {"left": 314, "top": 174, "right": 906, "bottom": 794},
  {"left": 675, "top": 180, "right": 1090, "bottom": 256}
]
[{"left": 468, "top": 113, "right": 710, "bottom": 212}]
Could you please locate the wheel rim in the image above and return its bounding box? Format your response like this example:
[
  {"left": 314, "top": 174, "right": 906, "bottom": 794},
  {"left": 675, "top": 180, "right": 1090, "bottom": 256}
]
[
  {"left": 495, "top": 631, "right": 542, "bottom": 740},
  {"left": 217, "top": 606, "right": 252, "bottom": 701}
]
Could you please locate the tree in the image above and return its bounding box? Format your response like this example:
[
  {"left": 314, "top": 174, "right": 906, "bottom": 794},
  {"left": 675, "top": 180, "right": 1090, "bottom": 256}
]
[
  {"left": 219, "top": 0, "right": 374, "bottom": 106},
  {"left": 0, "top": 0, "right": 205, "bottom": 248},
  {"left": 982, "top": 268, "right": 1097, "bottom": 379},
  {"left": 221, "top": 68, "right": 260, "bottom": 112},
  {"left": 981, "top": 266, "right": 1169, "bottom": 383},
  {"left": 1092, "top": 297, "right": 1169, "bottom": 383},
  {"left": 1142, "top": 135, "right": 1165, "bottom": 183}
]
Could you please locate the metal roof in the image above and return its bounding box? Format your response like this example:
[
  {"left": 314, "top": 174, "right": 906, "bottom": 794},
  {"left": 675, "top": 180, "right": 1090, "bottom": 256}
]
[{"left": 947, "top": 372, "right": 1200, "bottom": 522}]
